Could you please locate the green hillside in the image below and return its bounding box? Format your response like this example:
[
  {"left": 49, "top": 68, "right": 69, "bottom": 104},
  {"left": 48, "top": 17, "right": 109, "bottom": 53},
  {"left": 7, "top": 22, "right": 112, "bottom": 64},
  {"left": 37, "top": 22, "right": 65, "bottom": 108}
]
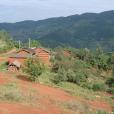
[{"left": 0, "top": 10, "right": 114, "bottom": 50}]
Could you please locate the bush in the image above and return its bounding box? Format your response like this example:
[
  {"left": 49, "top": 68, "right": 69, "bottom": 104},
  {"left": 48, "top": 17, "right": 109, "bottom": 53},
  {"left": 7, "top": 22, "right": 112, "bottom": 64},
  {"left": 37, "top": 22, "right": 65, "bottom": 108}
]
[
  {"left": 106, "top": 76, "right": 114, "bottom": 87},
  {"left": 111, "top": 95, "right": 114, "bottom": 99},
  {"left": 92, "top": 83, "right": 106, "bottom": 91},
  {"left": 95, "top": 110, "right": 109, "bottom": 114},
  {"left": 52, "top": 50, "right": 90, "bottom": 86},
  {"left": 67, "top": 69, "right": 88, "bottom": 86},
  {"left": 52, "top": 67, "right": 89, "bottom": 86},
  {"left": 23, "top": 58, "right": 45, "bottom": 81},
  {"left": 51, "top": 68, "right": 68, "bottom": 84},
  {"left": 107, "top": 88, "right": 114, "bottom": 94},
  {"left": 106, "top": 75, "right": 114, "bottom": 94}
]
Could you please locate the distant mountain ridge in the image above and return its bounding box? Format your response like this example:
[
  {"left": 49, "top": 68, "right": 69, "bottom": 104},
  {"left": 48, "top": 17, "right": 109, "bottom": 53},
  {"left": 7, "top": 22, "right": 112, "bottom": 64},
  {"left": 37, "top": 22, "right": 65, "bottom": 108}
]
[{"left": 0, "top": 10, "right": 114, "bottom": 50}]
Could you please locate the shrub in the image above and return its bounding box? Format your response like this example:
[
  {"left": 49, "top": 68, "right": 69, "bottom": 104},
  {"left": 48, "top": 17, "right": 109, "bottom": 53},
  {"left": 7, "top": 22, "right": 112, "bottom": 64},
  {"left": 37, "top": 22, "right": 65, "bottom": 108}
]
[
  {"left": 106, "top": 76, "right": 114, "bottom": 87},
  {"left": 111, "top": 95, "right": 114, "bottom": 99},
  {"left": 23, "top": 58, "right": 45, "bottom": 81},
  {"left": 92, "top": 83, "right": 106, "bottom": 91},
  {"left": 106, "top": 75, "right": 114, "bottom": 94},
  {"left": 52, "top": 50, "right": 90, "bottom": 86},
  {"left": 67, "top": 69, "right": 88, "bottom": 86},
  {"left": 51, "top": 68, "right": 68, "bottom": 84},
  {"left": 107, "top": 88, "right": 114, "bottom": 94},
  {"left": 95, "top": 110, "right": 109, "bottom": 114}
]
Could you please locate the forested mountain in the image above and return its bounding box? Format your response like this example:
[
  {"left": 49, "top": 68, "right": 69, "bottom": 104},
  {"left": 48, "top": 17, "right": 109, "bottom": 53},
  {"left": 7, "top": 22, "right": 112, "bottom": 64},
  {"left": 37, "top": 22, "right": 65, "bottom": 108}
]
[{"left": 0, "top": 10, "right": 114, "bottom": 50}]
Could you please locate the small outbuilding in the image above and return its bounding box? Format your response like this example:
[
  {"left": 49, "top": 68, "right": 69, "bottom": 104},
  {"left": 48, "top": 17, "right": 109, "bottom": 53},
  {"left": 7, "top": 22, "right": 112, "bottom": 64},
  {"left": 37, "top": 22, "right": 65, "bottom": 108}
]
[{"left": 8, "top": 60, "right": 21, "bottom": 72}]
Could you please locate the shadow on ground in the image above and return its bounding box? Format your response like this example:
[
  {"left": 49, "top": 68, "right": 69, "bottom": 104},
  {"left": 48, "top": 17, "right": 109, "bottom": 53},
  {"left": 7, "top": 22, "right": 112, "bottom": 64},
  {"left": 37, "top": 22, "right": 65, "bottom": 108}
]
[{"left": 16, "top": 75, "right": 31, "bottom": 82}]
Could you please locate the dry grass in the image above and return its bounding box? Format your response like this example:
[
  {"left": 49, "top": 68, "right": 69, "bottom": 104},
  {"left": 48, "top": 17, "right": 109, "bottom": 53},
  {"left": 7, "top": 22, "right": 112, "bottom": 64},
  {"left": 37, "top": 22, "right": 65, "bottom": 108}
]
[
  {"left": 0, "top": 83, "right": 39, "bottom": 105},
  {"left": 62, "top": 100, "right": 91, "bottom": 114}
]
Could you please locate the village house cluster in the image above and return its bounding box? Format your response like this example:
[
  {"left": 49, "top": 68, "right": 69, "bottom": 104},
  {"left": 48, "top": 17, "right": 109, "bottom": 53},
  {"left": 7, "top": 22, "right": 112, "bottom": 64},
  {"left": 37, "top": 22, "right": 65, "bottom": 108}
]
[{"left": 8, "top": 47, "right": 51, "bottom": 72}]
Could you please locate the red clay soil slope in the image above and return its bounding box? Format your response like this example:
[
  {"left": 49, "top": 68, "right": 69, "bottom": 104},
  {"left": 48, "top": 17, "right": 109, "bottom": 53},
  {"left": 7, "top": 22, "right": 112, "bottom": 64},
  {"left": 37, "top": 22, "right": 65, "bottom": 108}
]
[{"left": 0, "top": 73, "right": 112, "bottom": 114}]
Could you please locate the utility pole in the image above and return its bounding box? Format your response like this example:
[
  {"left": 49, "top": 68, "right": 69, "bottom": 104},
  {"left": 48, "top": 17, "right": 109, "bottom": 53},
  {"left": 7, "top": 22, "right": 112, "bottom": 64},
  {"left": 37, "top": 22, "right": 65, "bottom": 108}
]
[
  {"left": 19, "top": 40, "right": 21, "bottom": 49},
  {"left": 29, "top": 38, "right": 31, "bottom": 48}
]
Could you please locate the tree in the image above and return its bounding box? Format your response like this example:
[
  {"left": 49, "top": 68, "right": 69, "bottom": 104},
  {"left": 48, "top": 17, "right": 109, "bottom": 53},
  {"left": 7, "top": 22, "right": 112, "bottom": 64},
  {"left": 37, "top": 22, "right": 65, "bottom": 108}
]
[
  {"left": 0, "top": 30, "right": 15, "bottom": 52},
  {"left": 29, "top": 39, "right": 41, "bottom": 48},
  {"left": 23, "top": 57, "right": 44, "bottom": 81}
]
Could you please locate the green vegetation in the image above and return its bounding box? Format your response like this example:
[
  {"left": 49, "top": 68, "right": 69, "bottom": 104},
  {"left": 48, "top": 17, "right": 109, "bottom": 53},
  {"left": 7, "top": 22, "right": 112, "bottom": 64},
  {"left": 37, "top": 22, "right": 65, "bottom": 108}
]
[
  {"left": 23, "top": 57, "right": 45, "bottom": 81},
  {"left": 0, "top": 45, "right": 112, "bottom": 113},
  {"left": 106, "top": 74, "right": 114, "bottom": 94},
  {"left": 92, "top": 83, "right": 107, "bottom": 91},
  {"left": 0, "top": 10, "right": 114, "bottom": 113},
  {"left": 23, "top": 39, "right": 41, "bottom": 48},
  {"left": 0, "top": 30, "right": 16, "bottom": 53},
  {"left": 0, "top": 83, "right": 24, "bottom": 102},
  {"left": 50, "top": 48, "right": 112, "bottom": 92},
  {"left": 1, "top": 11, "right": 114, "bottom": 50},
  {"left": 21, "top": 47, "right": 114, "bottom": 95},
  {"left": 95, "top": 110, "right": 109, "bottom": 114},
  {"left": 68, "top": 47, "right": 112, "bottom": 71},
  {"left": 29, "top": 39, "right": 41, "bottom": 47},
  {"left": 0, "top": 83, "right": 38, "bottom": 103},
  {"left": 62, "top": 100, "right": 90, "bottom": 114},
  {"left": 0, "top": 62, "right": 7, "bottom": 71}
]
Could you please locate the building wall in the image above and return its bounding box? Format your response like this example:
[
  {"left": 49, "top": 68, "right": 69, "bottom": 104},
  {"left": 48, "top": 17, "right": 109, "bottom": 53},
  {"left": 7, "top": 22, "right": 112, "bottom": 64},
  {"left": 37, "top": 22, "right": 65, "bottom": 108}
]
[
  {"left": 35, "top": 48, "right": 51, "bottom": 65},
  {"left": 17, "top": 50, "right": 30, "bottom": 56},
  {"left": 8, "top": 58, "right": 26, "bottom": 65},
  {"left": 8, "top": 65, "right": 18, "bottom": 72},
  {"left": 8, "top": 48, "right": 51, "bottom": 72}
]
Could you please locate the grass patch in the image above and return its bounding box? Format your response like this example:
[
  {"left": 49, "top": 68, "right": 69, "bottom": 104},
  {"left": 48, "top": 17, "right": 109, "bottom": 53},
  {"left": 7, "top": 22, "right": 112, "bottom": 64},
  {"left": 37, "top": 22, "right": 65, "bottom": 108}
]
[
  {"left": 0, "top": 83, "right": 39, "bottom": 104},
  {"left": 58, "top": 82, "right": 97, "bottom": 100},
  {"left": 95, "top": 110, "right": 110, "bottom": 114},
  {"left": 62, "top": 100, "right": 90, "bottom": 114},
  {"left": 37, "top": 71, "right": 113, "bottom": 102},
  {"left": 58, "top": 100, "right": 110, "bottom": 114},
  {"left": 57, "top": 82, "right": 113, "bottom": 104},
  {"left": 38, "top": 71, "right": 56, "bottom": 86},
  {"left": 0, "top": 62, "right": 7, "bottom": 71},
  {"left": 0, "top": 83, "right": 23, "bottom": 102}
]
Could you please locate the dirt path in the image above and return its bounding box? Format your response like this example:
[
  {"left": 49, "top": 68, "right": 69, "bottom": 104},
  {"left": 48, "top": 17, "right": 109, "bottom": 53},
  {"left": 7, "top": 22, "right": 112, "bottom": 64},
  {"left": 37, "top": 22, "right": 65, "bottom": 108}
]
[{"left": 0, "top": 73, "right": 112, "bottom": 114}]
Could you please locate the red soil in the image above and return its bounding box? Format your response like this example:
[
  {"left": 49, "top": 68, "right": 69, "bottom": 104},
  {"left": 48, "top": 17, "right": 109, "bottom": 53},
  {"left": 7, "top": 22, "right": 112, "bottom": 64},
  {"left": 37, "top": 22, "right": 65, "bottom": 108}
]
[
  {"left": 0, "top": 103, "right": 62, "bottom": 114},
  {"left": 0, "top": 57, "right": 7, "bottom": 62},
  {"left": 88, "top": 100, "right": 112, "bottom": 111},
  {"left": 0, "top": 74, "right": 10, "bottom": 84},
  {"left": 0, "top": 73, "right": 112, "bottom": 114}
]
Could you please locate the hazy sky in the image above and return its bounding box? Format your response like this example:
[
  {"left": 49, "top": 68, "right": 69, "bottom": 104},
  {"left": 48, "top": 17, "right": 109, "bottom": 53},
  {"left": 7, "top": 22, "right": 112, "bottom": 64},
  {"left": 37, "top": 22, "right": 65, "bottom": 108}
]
[{"left": 0, "top": 0, "right": 114, "bottom": 22}]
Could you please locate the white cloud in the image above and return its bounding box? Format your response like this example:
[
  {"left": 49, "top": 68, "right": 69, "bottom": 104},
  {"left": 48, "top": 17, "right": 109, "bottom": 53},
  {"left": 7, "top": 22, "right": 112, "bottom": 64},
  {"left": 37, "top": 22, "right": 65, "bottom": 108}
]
[{"left": 0, "top": 0, "right": 114, "bottom": 22}]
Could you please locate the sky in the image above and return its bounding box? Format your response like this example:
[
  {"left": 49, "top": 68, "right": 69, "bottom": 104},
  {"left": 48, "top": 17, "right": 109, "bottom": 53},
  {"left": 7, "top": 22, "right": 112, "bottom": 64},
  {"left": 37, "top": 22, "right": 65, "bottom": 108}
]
[{"left": 0, "top": 0, "right": 114, "bottom": 22}]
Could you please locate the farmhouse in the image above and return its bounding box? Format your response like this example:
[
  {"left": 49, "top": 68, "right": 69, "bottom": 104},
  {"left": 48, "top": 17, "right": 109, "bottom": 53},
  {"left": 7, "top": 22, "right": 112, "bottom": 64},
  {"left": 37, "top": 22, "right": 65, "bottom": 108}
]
[
  {"left": 8, "top": 48, "right": 35, "bottom": 72},
  {"left": 34, "top": 47, "right": 51, "bottom": 65},
  {"left": 8, "top": 47, "right": 51, "bottom": 72}
]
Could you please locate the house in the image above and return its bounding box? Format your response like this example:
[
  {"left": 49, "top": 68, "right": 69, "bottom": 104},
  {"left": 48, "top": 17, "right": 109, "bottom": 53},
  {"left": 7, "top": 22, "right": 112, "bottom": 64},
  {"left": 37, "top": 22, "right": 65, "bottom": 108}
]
[
  {"left": 34, "top": 47, "right": 51, "bottom": 65},
  {"left": 8, "top": 48, "right": 35, "bottom": 72},
  {"left": 8, "top": 47, "right": 51, "bottom": 72}
]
